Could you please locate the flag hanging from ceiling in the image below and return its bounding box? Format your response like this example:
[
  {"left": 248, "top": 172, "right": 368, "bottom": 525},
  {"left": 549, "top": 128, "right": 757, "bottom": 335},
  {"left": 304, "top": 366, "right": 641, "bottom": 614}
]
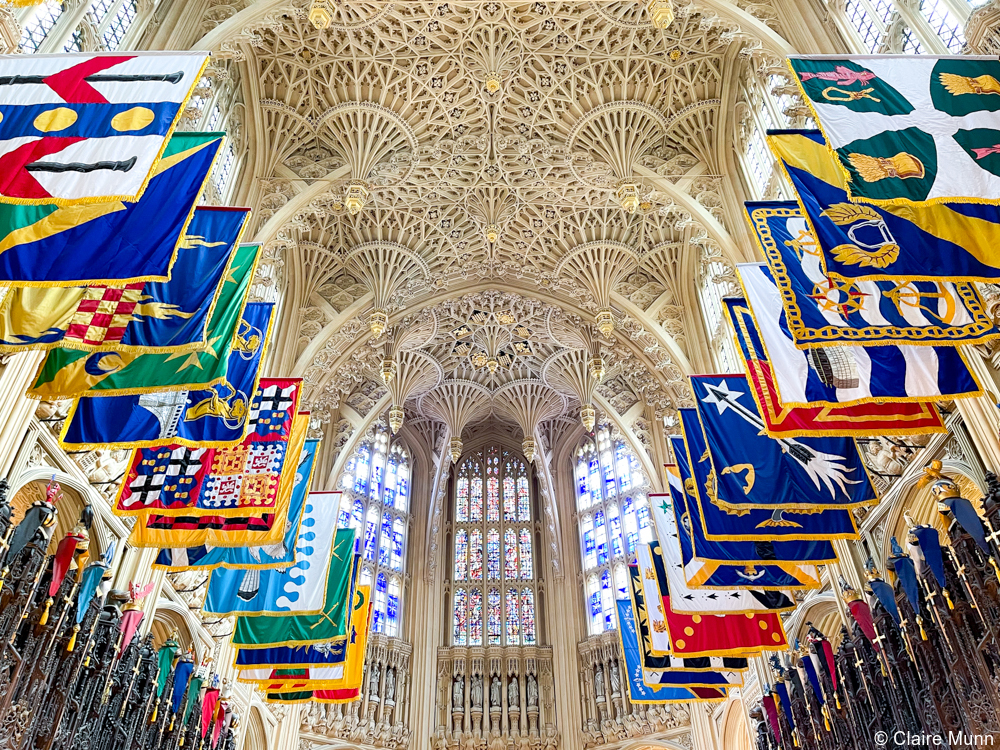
[
  {"left": 234, "top": 638, "right": 349, "bottom": 668},
  {"left": 114, "top": 377, "right": 301, "bottom": 516},
  {"left": 615, "top": 598, "right": 728, "bottom": 703},
  {"left": 27, "top": 246, "right": 260, "bottom": 400},
  {"left": 724, "top": 296, "right": 947, "bottom": 437},
  {"left": 0, "top": 207, "right": 250, "bottom": 353},
  {"left": 231, "top": 531, "right": 359, "bottom": 649},
  {"left": 738, "top": 263, "right": 981, "bottom": 407},
  {"left": 787, "top": 55, "right": 1000, "bottom": 205},
  {"left": 126, "top": 411, "right": 308, "bottom": 549},
  {"left": 152, "top": 442, "right": 319, "bottom": 572},
  {"left": 0, "top": 52, "right": 209, "bottom": 206},
  {"left": 262, "top": 687, "right": 362, "bottom": 705},
  {"left": 60, "top": 302, "right": 273, "bottom": 450},
  {"left": 203, "top": 491, "right": 341, "bottom": 615},
  {"left": 744, "top": 199, "right": 996, "bottom": 345},
  {"left": 0, "top": 131, "right": 222, "bottom": 285},
  {"left": 768, "top": 129, "right": 1000, "bottom": 280},
  {"left": 649, "top": 490, "right": 797, "bottom": 611},
  {"left": 691, "top": 374, "right": 878, "bottom": 514}
]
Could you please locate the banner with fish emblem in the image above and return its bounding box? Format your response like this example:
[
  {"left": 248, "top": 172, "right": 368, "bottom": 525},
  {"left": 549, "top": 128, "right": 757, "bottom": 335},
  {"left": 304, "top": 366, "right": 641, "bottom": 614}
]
[
  {"left": 126, "top": 412, "right": 308, "bottom": 549},
  {"left": 0, "top": 52, "right": 209, "bottom": 206},
  {"left": 202, "top": 492, "right": 341, "bottom": 615},
  {"left": 744, "top": 199, "right": 996, "bottom": 345},
  {"left": 788, "top": 55, "right": 1000, "bottom": 205},
  {"left": 152, "top": 442, "right": 319, "bottom": 572},
  {"left": 114, "top": 377, "right": 300, "bottom": 516},
  {"left": 672, "top": 421, "right": 857, "bottom": 545},
  {"left": 724, "top": 296, "right": 947, "bottom": 437},
  {"left": 0, "top": 207, "right": 250, "bottom": 353},
  {"left": 27, "top": 245, "right": 260, "bottom": 400},
  {"left": 0, "top": 131, "right": 222, "bottom": 285},
  {"left": 616, "top": 598, "right": 728, "bottom": 703},
  {"left": 649, "top": 490, "right": 798, "bottom": 610},
  {"left": 738, "top": 263, "right": 981, "bottom": 407},
  {"left": 691, "top": 375, "right": 877, "bottom": 514},
  {"left": 60, "top": 302, "right": 273, "bottom": 450},
  {"left": 768, "top": 130, "right": 1000, "bottom": 281},
  {"left": 231, "top": 531, "right": 359, "bottom": 649},
  {"left": 235, "top": 588, "right": 370, "bottom": 686}
]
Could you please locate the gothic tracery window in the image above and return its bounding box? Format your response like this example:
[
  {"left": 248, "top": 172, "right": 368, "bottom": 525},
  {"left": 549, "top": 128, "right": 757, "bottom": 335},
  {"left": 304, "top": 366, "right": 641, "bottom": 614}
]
[
  {"left": 574, "top": 427, "right": 652, "bottom": 635},
  {"left": 699, "top": 260, "right": 740, "bottom": 372},
  {"left": 831, "top": 0, "right": 972, "bottom": 54},
  {"left": 452, "top": 446, "right": 538, "bottom": 647},
  {"left": 337, "top": 425, "right": 410, "bottom": 638}
]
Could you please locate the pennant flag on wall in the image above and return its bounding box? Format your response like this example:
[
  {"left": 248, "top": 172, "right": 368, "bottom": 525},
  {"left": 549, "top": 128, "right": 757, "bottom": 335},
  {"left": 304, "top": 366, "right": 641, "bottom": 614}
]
[
  {"left": 27, "top": 246, "right": 260, "bottom": 400},
  {"left": 152, "top": 441, "right": 319, "bottom": 572},
  {"left": 724, "top": 296, "right": 947, "bottom": 437},
  {"left": 649, "top": 490, "right": 797, "bottom": 611},
  {"left": 767, "top": 129, "right": 1000, "bottom": 280},
  {"left": 787, "top": 55, "right": 1000, "bottom": 205},
  {"left": 615, "top": 598, "right": 728, "bottom": 703},
  {"left": 738, "top": 263, "right": 981, "bottom": 407},
  {"left": 231, "top": 530, "right": 359, "bottom": 649},
  {"left": 0, "top": 131, "right": 223, "bottom": 285},
  {"left": 127, "top": 411, "right": 308, "bottom": 549},
  {"left": 203, "top": 491, "right": 341, "bottom": 615},
  {"left": 61, "top": 302, "right": 274, "bottom": 450},
  {"left": 743, "top": 199, "right": 996, "bottom": 346},
  {"left": 0, "top": 207, "right": 250, "bottom": 353},
  {"left": 0, "top": 52, "right": 209, "bottom": 205},
  {"left": 691, "top": 374, "right": 878, "bottom": 514},
  {"left": 115, "top": 377, "right": 301, "bottom": 515}
]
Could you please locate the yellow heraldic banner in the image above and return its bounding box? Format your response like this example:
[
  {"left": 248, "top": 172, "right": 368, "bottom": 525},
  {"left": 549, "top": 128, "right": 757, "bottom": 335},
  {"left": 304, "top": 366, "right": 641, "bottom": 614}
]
[{"left": 126, "top": 412, "right": 308, "bottom": 548}]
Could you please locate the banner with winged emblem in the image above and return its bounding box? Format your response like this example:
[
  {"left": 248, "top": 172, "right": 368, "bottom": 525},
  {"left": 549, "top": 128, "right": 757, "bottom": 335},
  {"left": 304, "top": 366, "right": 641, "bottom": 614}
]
[
  {"left": 0, "top": 131, "right": 223, "bottom": 286},
  {"left": 737, "top": 263, "right": 981, "bottom": 407},
  {"left": 768, "top": 130, "right": 1000, "bottom": 280},
  {"left": 691, "top": 375, "right": 878, "bottom": 514},
  {"left": 788, "top": 55, "right": 1000, "bottom": 205},
  {"left": 723, "top": 296, "right": 947, "bottom": 437},
  {"left": 27, "top": 244, "right": 260, "bottom": 400},
  {"left": 152, "top": 442, "right": 319, "bottom": 572},
  {"left": 0, "top": 207, "right": 250, "bottom": 353},
  {"left": 0, "top": 52, "right": 209, "bottom": 206},
  {"left": 60, "top": 302, "right": 274, "bottom": 450},
  {"left": 744, "top": 199, "right": 997, "bottom": 345}
]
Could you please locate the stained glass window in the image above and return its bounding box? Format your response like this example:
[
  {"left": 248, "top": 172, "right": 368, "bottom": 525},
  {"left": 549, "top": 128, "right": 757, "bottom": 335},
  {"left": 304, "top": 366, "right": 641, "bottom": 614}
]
[
  {"left": 575, "top": 426, "right": 652, "bottom": 634},
  {"left": 336, "top": 424, "right": 411, "bottom": 637},
  {"left": 451, "top": 445, "right": 540, "bottom": 646},
  {"left": 454, "top": 588, "right": 467, "bottom": 645}
]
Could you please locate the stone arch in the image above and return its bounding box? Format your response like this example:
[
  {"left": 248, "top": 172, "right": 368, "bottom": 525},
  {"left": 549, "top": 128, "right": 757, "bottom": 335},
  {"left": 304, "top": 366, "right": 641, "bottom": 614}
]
[
  {"left": 8, "top": 470, "right": 103, "bottom": 558},
  {"left": 718, "top": 697, "right": 755, "bottom": 750},
  {"left": 149, "top": 600, "right": 207, "bottom": 660},
  {"left": 242, "top": 706, "right": 269, "bottom": 750}
]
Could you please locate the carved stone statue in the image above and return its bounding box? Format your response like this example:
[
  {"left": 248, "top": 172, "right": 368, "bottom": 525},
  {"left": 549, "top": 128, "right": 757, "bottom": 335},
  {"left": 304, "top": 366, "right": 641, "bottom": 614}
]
[
  {"left": 385, "top": 667, "right": 396, "bottom": 703},
  {"left": 526, "top": 673, "right": 538, "bottom": 708},
  {"left": 594, "top": 665, "right": 606, "bottom": 702},
  {"left": 452, "top": 675, "right": 464, "bottom": 710},
  {"left": 369, "top": 661, "right": 381, "bottom": 699},
  {"left": 508, "top": 675, "right": 519, "bottom": 710},
  {"left": 609, "top": 660, "right": 621, "bottom": 695},
  {"left": 490, "top": 674, "right": 501, "bottom": 709},
  {"left": 471, "top": 673, "right": 483, "bottom": 710}
]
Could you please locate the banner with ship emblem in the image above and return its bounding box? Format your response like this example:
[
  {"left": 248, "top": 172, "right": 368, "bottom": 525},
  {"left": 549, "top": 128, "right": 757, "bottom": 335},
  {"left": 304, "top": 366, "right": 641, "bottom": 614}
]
[
  {"left": 768, "top": 129, "right": 1000, "bottom": 280},
  {"left": 744, "top": 200, "right": 996, "bottom": 345},
  {"left": 60, "top": 302, "right": 273, "bottom": 450},
  {"left": 0, "top": 207, "right": 250, "bottom": 353},
  {"left": 788, "top": 56, "right": 1000, "bottom": 205},
  {"left": 27, "top": 244, "right": 260, "bottom": 400},
  {"left": 738, "top": 263, "right": 980, "bottom": 407},
  {"left": 0, "top": 52, "right": 209, "bottom": 205},
  {"left": 0, "top": 131, "right": 223, "bottom": 285},
  {"left": 152, "top": 442, "right": 319, "bottom": 572},
  {"left": 126, "top": 411, "right": 308, "bottom": 549}
]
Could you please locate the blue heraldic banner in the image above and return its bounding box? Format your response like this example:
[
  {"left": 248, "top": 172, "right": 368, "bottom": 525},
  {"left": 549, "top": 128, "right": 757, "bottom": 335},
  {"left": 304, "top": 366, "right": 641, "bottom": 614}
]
[
  {"left": 0, "top": 132, "right": 222, "bottom": 285},
  {"left": 153, "top": 440, "right": 317, "bottom": 571},
  {"left": 691, "top": 376, "right": 877, "bottom": 513},
  {"left": 235, "top": 640, "right": 348, "bottom": 668},
  {"left": 743, "top": 200, "right": 996, "bottom": 347},
  {"left": 671, "top": 423, "right": 858, "bottom": 543},
  {"left": 61, "top": 301, "right": 274, "bottom": 450},
  {"left": 767, "top": 129, "right": 1000, "bottom": 281},
  {"left": 616, "top": 599, "right": 726, "bottom": 703}
]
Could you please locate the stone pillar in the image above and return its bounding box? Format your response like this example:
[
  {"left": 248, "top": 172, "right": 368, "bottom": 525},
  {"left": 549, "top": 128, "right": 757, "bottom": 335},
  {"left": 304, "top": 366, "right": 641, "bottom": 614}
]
[
  {"left": 956, "top": 350, "right": 1000, "bottom": 472},
  {"left": 0, "top": 352, "right": 46, "bottom": 478},
  {"left": 0, "top": 6, "right": 20, "bottom": 52}
]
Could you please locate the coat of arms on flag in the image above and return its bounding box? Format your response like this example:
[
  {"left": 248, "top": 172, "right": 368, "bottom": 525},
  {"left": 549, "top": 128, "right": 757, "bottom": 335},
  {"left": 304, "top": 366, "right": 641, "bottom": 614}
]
[{"left": 0, "top": 52, "right": 209, "bottom": 205}]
